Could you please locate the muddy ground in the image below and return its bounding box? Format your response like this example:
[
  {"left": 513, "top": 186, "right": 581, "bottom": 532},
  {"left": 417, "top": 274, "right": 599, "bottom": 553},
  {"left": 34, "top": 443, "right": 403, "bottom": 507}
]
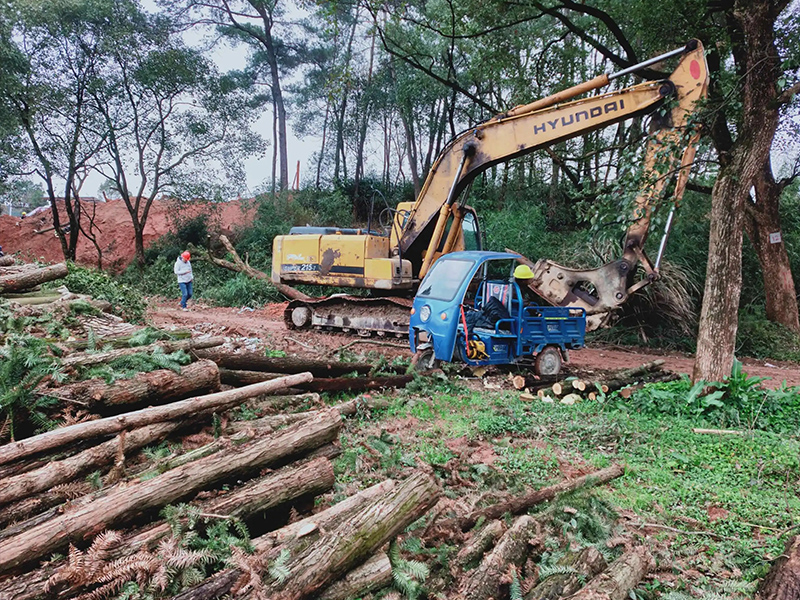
[{"left": 148, "top": 298, "right": 800, "bottom": 389}]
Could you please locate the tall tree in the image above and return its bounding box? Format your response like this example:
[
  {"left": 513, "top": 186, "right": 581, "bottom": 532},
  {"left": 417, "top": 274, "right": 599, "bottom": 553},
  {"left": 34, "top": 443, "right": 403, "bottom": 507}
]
[
  {"left": 89, "top": 7, "right": 262, "bottom": 267},
  {"left": 180, "top": 0, "right": 299, "bottom": 192},
  {"left": 3, "top": 0, "right": 109, "bottom": 260}
]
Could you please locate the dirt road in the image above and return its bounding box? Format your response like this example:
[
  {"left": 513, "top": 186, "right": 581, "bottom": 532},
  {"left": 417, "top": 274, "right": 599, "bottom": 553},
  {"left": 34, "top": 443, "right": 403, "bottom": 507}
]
[{"left": 149, "top": 299, "right": 800, "bottom": 389}]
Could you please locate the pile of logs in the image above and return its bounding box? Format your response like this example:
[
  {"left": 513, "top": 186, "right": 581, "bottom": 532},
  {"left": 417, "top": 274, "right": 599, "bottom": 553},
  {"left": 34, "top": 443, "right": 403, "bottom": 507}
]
[{"left": 512, "top": 360, "right": 681, "bottom": 404}]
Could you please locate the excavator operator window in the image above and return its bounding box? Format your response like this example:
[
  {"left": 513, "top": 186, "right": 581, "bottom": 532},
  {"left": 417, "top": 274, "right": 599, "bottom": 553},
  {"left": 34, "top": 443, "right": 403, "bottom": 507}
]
[{"left": 462, "top": 211, "right": 481, "bottom": 251}]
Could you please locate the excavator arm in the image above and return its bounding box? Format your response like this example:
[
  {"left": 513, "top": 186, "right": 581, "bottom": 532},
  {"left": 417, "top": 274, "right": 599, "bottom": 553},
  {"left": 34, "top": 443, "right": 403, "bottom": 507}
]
[{"left": 397, "top": 40, "right": 709, "bottom": 301}]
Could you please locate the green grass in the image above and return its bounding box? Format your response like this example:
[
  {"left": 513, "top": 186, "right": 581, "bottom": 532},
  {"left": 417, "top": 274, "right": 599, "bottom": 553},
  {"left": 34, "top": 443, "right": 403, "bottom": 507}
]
[{"left": 333, "top": 378, "right": 799, "bottom": 592}]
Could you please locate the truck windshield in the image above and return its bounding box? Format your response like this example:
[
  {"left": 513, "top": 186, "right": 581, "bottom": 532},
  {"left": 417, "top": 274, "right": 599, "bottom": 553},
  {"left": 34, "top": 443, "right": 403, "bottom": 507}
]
[{"left": 417, "top": 258, "right": 475, "bottom": 302}]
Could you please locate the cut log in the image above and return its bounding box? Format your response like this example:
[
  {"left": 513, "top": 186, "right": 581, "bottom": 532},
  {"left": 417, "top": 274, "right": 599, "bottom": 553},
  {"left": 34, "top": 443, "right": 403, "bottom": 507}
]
[
  {"left": 459, "top": 515, "right": 540, "bottom": 600},
  {"left": 2, "top": 457, "right": 336, "bottom": 600},
  {"left": 171, "top": 475, "right": 439, "bottom": 600},
  {"left": 318, "top": 552, "right": 392, "bottom": 600},
  {"left": 0, "top": 255, "right": 14, "bottom": 267},
  {"left": 61, "top": 337, "right": 225, "bottom": 368},
  {"left": 0, "top": 263, "right": 68, "bottom": 293},
  {"left": 525, "top": 546, "right": 607, "bottom": 600},
  {"left": 219, "top": 368, "right": 282, "bottom": 386},
  {"left": 193, "top": 348, "right": 378, "bottom": 377},
  {"left": 512, "top": 375, "right": 527, "bottom": 390},
  {"left": 756, "top": 534, "right": 800, "bottom": 600},
  {"left": 45, "top": 359, "right": 220, "bottom": 409},
  {"left": 568, "top": 546, "right": 653, "bottom": 600},
  {"left": 445, "top": 464, "right": 625, "bottom": 532},
  {"left": 692, "top": 428, "right": 745, "bottom": 435},
  {"left": 220, "top": 368, "right": 410, "bottom": 393},
  {"left": 452, "top": 520, "right": 506, "bottom": 573},
  {"left": 0, "top": 420, "right": 189, "bottom": 507},
  {"left": 0, "top": 371, "right": 313, "bottom": 465},
  {"left": 0, "top": 409, "right": 340, "bottom": 575}
]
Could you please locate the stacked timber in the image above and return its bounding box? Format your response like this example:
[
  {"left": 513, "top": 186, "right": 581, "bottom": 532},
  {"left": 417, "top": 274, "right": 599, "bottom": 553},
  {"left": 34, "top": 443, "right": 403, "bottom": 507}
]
[{"left": 513, "top": 360, "right": 681, "bottom": 404}]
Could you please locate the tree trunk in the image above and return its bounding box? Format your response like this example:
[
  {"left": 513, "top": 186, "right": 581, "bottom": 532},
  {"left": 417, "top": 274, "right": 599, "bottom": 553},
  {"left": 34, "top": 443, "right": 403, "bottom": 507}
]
[
  {"left": 525, "top": 546, "right": 607, "bottom": 600},
  {"left": 61, "top": 336, "right": 224, "bottom": 368},
  {"left": 318, "top": 552, "right": 392, "bottom": 600},
  {"left": 568, "top": 546, "right": 653, "bottom": 600},
  {"left": 0, "top": 420, "right": 189, "bottom": 507},
  {"left": 0, "top": 263, "right": 68, "bottom": 293},
  {"left": 48, "top": 359, "right": 220, "bottom": 409},
  {"left": 0, "top": 371, "right": 313, "bottom": 466},
  {"left": 2, "top": 457, "right": 335, "bottom": 600},
  {"left": 745, "top": 157, "right": 799, "bottom": 332},
  {"left": 756, "top": 534, "right": 800, "bottom": 600},
  {"left": 458, "top": 515, "right": 540, "bottom": 600},
  {"left": 0, "top": 409, "right": 341, "bottom": 575},
  {"left": 694, "top": 0, "right": 785, "bottom": 382},
  {"left": 193, "top": 349, "right": 375, "bottom": 377},
  {"left": 445, "top": 464, "right": 624, "bottom": 533}
]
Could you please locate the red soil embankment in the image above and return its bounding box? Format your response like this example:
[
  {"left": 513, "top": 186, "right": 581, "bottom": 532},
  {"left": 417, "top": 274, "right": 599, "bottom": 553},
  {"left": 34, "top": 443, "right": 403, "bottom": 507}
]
[{"left": 0, "top": 199, "right": 255, "bottom": 271}]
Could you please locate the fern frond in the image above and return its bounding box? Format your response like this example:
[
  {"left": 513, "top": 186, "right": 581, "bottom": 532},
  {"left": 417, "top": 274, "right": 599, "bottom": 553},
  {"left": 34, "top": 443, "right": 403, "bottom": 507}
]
[
  {"left": 537, "top": 564, "right": 578, "bottom": 580},
  {"left": 268, "top": 548, "right": 291, "bottom": 583}
]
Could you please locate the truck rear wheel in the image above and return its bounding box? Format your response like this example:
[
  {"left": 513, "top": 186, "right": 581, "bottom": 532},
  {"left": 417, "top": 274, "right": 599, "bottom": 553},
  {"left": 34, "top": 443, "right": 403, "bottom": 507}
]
[{"left": 535, "top": 346, "right": 562, "bottom": 376}]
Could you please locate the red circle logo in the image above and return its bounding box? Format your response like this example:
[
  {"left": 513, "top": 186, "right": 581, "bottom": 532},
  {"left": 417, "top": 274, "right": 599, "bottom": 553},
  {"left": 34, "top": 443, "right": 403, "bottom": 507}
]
[{"left": 690, "top": 60, "right": 701, "bottom": 80}]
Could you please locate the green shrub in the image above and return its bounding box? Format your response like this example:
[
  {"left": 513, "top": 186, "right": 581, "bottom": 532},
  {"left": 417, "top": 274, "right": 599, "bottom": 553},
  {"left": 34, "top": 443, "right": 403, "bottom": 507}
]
[
  {"left": 203, "top": 274, "right": 283, "bottom": 308},
  {"left": 63, "top": 263, "right": 146, "bottom": 323},
  {"left": 737, "top": 306, "right": 800, "bottom": 361}
]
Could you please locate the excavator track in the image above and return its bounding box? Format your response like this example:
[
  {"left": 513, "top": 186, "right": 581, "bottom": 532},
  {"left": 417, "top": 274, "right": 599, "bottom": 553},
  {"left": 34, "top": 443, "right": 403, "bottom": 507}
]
[{"left": 284, "top": 295, "right": 413, "bottom": 337}]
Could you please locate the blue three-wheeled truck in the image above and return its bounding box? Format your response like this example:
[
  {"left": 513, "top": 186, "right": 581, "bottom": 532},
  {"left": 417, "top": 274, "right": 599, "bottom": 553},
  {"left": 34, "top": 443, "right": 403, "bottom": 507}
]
[{"left": 409, "top": 252, "right": 586, "bottom": 375}]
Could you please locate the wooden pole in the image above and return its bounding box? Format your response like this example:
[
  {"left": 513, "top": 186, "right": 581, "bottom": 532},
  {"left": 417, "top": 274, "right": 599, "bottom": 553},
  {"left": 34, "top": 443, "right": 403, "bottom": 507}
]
[{"left": 0, "top": 371, "right": 313, "bottom": 466}]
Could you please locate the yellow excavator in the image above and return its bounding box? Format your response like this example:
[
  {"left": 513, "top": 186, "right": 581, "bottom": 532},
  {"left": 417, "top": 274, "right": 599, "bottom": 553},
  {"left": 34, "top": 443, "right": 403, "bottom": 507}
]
[{"left": 273, "top": 40, "right": 709, "bottom": 335}]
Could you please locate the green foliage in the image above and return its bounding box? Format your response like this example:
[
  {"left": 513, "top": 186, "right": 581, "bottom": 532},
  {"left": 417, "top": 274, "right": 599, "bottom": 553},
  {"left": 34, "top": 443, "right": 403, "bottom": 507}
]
[
  {"left": 79, "top": 349, "right": 191, "bottom": 383},
  {"left": 0, "top": 334, "right": 64, "bottom": 440},
  {"left": 162, "top": 503, "right": 252, "bottom": 564},
  {"left": 388, "top": 539, "right": 429, "bottom": 600},
  {"left": 63, "top": 264, "right": 146, "bottom": 323},
  {"left": 617, "top": 364, "right": 800, "bottom": 435},
  {"left": 737, "top": 306, "right": 800, "bottom": 361},
  {"left": 203, "top": 274, "right": 282, "bottom": 308}
]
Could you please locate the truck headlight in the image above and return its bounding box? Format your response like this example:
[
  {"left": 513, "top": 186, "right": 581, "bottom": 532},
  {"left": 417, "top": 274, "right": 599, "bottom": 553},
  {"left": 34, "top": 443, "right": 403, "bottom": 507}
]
[{"left": 420, "top": 305, "right": 431, "bottom": 322}]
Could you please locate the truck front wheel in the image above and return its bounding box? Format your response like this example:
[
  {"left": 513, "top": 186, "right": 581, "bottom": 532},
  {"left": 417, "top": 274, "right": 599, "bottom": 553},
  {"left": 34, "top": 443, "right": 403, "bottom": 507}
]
[
  {"left": 411, "top": 347, "right": 439, "bottom": 371},
  {"left": 535, "top": 346, "right": 562, "bottom": 376}
]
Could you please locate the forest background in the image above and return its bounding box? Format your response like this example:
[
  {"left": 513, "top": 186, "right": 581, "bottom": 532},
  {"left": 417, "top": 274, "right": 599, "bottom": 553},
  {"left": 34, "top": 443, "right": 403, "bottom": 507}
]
[{"left": 1, "top": 0, "right": 800, "bottom": 381}]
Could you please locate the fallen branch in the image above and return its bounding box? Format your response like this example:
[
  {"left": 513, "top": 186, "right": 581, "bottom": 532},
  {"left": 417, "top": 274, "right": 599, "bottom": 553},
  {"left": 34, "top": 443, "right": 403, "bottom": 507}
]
[
  {"left": 318, "top": 552, "right": 392, "bottom": 600},
  {"left": 0, "top": 371, "right": 314, "bottom": 466},
  {"left": 442, "top": 464, "right": 625, "bottom": 532},
  {"left": 692, "top": 428, "right": 745, "bottom": 436},
  {"left": 193, "top": 348, "right": 380, "bottom": 377},
  {"left": 203, "top": 234, "right": 312, "bottom": 302}
]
